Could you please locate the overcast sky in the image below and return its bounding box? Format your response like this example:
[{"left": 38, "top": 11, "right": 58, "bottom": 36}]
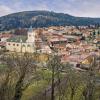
[{"left": 0, "top": 0, "right": 100, "bottom": 17}]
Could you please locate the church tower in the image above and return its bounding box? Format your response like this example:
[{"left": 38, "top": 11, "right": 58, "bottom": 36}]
[{"left": 26, "top": 26, "right": 36, "bottom": 43}]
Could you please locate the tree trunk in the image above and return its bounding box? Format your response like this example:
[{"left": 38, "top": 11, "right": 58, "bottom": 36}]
[
  {"left": 51, "top": 66, "right": 55, "bottom": 100},
  {"left": 14, "top": 73, "right": 25, "bottom": 100}
]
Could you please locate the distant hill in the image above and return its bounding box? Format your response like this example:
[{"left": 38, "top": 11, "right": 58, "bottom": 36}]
[{"left": 0, "top": 10, "right": 100, "bottom": 31}]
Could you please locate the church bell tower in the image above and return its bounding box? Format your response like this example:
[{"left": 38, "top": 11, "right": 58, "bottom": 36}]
[{"left": 26, "top": 26, "right": 36, "bottom": 43}]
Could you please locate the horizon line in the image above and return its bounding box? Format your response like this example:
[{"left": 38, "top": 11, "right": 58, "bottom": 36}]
[{"left": 0, "top": 10, "right": 100, "bottom": 18}]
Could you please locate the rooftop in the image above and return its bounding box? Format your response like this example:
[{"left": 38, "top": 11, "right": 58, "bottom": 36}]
[{"left": 7, "top": 35, "right": 27, "bottom": 43}]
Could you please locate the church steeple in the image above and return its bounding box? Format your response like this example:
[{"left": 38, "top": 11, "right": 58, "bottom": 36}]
[{"left": 28, "top": 26, "right": 33, "bottom": 33}]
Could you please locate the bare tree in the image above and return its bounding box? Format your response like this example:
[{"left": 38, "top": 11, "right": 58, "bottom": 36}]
[
  {"left": 47, "top": 54, "right": 64, "bottom": 100},
  {"left": 0, "top": 54, "right": 16, "bottom": 100},
  {"left": 0, "top": 52, "right": 38, "bottom": 100}
]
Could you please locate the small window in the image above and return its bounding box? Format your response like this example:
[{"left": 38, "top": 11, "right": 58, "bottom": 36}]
[
  {"left": 22, "top": 45, "right": 25, "bottom": 47},
  {"left": 8, "top": 43, "right": 10, "bottom": 45},
  {"left": 27, "top": 45, "right": 30, "bottom": 47},
  {"left": 29, "top": 35, "right": 31, "bottom": 37},
  {"left": 17, "top": 44, "right": 19, "bottom": 46},
  {"left": 13, "top": 44, "right": 15, "bottom": 46}
]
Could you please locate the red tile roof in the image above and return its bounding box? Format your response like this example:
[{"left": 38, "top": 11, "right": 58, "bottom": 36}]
[{"left": 0, "top": 34, "right": 12, "bottom": 38}]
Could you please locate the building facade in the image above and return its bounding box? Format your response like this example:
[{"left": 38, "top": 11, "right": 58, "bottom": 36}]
[{"left": 6, "top": 27, "right": 36, "bottom": 53}]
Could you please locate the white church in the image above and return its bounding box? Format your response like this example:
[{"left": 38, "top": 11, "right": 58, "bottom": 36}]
[
  {"left": 6, "top": 26, "right": 37, "bottom": 53},
  {"left": 6, "top": 26, "right": 52, "bottom": 53}
]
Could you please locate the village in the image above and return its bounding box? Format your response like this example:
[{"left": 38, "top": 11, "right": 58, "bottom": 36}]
[
  {"left": 0, "top": 25, "right": 100, "bottom": 71},
  {"left": 1, "top": 0, "right": 100, "bottom": 99}
]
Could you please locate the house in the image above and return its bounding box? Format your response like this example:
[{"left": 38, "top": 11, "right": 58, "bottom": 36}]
[{"left": 0, "top": 34, "right": 12, "bottom": 49}]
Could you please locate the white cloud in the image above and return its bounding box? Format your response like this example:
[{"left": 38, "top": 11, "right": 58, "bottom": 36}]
[
  {"left": 49, "top": 0, "right": 100, "bottom": 17},
  {"left": 0, "top": 1, "right": 49, "bottom": 17},
  {"left": 0, "top": 5, "right": 14, "bottom": 16},
  {"left": 68, "top": 1, "right": 100, "bottom": 17}
]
